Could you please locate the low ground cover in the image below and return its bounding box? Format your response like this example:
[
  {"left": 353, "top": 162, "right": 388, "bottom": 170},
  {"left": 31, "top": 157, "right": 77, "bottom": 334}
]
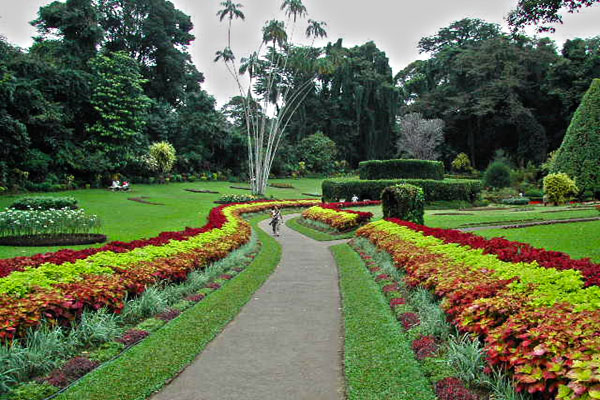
[
  {"left": 286, "top": 217, "right": 356, "bottom": 241},
  {"left": 356, "top": 219, "right": 600, "bottom": 398},
  {"left": 301, "top": 201, "right": 377, "bottom": 231},
  {"left": 331, "top": 244, "right": 436, "bottom": 400}
]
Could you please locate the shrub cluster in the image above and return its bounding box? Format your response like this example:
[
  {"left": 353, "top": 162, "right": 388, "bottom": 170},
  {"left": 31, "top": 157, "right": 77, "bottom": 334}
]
[
  {"left": 381, "top": 184, "right": 425, "bottom": 224},
  {"left": 359, "top": 159, "right": 444, "bottom": 180},
  {"left": 482, "top": 161, "right": 511, "bottom": 189},
  {"left": 322, "top": 178, "right": 481, "bottom": 203},
  {"left": 501, "top": 197, "right": 530, "bottom": 205},
  {"left": 9, "top": 196, "right": 78, "bottom": 211},
  {"left": 543, "top": 172, "right": 578, "bottom": 205}
]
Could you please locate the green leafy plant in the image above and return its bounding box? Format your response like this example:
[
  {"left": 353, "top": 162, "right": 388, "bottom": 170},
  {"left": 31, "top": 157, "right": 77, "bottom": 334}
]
[
  {"left": 451, "top": 153, "right": 473, "bottom": 174},
  {"left": 86, "top": 342, "right": 125, "bottom": 364},
  {"left": 382, "top": 184, "right": 425, "bottom": 224},
  {"left": 9, "top": 197, "right": 78, "bottom": 211},
  {"left": 483, "top": 161, "right": 512, "bottom": 189},
  {"left": 543, "top": 172, "right": 578, "bottom": 205},
  {"left": 359, "top": 159, "right": 445, "bottom": 180}
]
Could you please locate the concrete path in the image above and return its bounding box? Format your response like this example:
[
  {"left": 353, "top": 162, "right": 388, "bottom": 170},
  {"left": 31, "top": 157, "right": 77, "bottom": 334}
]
[{"left": 152, "top": 215, "right": 347, "bottom": 400}]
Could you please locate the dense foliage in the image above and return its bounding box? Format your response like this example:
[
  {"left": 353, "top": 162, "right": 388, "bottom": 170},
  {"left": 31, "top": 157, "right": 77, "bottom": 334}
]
[
  {"left": 552, "top": 79, "right": 600, "bottom": 196},
  {"left": 9, "top": 197, "right": 78, "bottom": 211},
  {"left": 482, "top": 161, "right": 512, "bottom": 189},
  {"left": 381, "top": 184, "right": 425, "bottom": 224},
  {"left": 543, "top": 172, "right": 579, "bottom": 204},
  {"left": 322, "top": 178, "right": 481, "bottom": 203},
  {"left": 359, "top": 159, "right": 444, "bottom": 180}
]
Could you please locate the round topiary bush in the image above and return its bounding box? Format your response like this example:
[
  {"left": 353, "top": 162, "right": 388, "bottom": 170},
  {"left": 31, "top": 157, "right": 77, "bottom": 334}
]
[
  {"left": 543, "top": 172, "right": 578, "bottom": 205},
  {"left": 483, "top": 161, "right": 511, "bottom": 189},
  {"left": 381, "top": 184, "right": 425, "bottom": 224}
]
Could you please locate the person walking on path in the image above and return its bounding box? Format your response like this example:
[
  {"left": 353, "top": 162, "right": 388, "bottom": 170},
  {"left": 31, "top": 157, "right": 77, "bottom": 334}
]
[{"left": 269, "top": 206, "right": 283, "bottom": 236}]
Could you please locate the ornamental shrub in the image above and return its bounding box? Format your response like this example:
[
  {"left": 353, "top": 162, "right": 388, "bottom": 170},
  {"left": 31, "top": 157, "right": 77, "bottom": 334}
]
[
  {"left": 381, "top": 184, "right": 425, "bottom": 224},
  {"left": 482, "top": 161, "right": 511, "bottom": 189},
  {"left": 10, "top": 196, "right": 78, "bottom": 211},
  {"left": 359, "top": 159, "right": 444, "bottom": 180},
  {"left": 543, "top": 173, "right": 578, "bottom": 205},
  {"left": 451, "top": 153, "right": 472, "bottom": 173},
  {"left": 552, "top": 79, "right": 600, "bottom": 195},
  {"left": 322, "top": 178, "right": 481, "bottom": 203}
]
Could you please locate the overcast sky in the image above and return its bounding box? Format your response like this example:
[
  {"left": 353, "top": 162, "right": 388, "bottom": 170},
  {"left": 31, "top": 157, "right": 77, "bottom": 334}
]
[{"left": 1, "top": 1, "right": 599, "bottom": 107}]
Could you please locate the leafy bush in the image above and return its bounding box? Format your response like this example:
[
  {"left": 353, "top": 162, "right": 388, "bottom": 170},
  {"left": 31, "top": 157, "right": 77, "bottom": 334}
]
[
  {"left": 382, "top": 184, "right": 425, "bottom": 224},
  {"left": 552, "top": 78, "right": 600, "bottom": 195},
  {"left": 4, "top": 382, "right": 58, "bottom": 400},
  {"left": 322, "top": 178, "right": 481, "bottom": 203},
  {"left": 482, "top": 161, "right": 511, "bottom": 189},
  {"left": 451, "top": 153, "right": 473, "bottom": 173},
  {"left": 359, "top": 159, "right": 444, "bottom": 180},
  {"left": 217, "top": 194, "right": 261, "bottom": 203},
  {"left": 501, "top": 197, "right": 530, "bottom": 205},
  {"left": 0, "top": 208, "right": 101, "bottom": 239},
  {"left": 296, "top": 132, "right": 339, "bottom": 174},
  {"left": 543, "top": 172, "right": 578, "bottom": 205},
  {"left": 86, "top": 341, "right": 125, "bottom": 363},
  {"left": 10, "top": 196, "right": 78, "bottom": 211}
]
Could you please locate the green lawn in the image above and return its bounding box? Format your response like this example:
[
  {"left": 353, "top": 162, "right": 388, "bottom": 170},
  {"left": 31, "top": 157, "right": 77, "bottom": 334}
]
[
  {"left": 477, "top": 220, "right": 600, "bottom": 262},
  {"left": 352, "top": 204, "right": 599, "bottom": 229},
  {"left": 0, "top": 179, "right": 323, "bottom": 259}
]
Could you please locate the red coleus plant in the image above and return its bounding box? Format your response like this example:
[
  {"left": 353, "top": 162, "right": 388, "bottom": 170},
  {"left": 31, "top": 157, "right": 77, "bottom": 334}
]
[
  {"left": 412, "top": 335, "right": 438, "bottom": 360},
  {"left": 399, "top": 312, "right": 420, "bottom": 330},
  {"left": 389, "top": 297, "right": 406, "bottom": 308},
  {"left": 435, "top": 377, "right": 478, "bottom": 400},
  {"left": 156, "top": 309, "right": 181, "bottom": 322},
  {"left": 44, "top": 357, "right": 99, "bottom": 388},
  {"left": 116, "top": 329, "right": 150, "bottom": 346}
]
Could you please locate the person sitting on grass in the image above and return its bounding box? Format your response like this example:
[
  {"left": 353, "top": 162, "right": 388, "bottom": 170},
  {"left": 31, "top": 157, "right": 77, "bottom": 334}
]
[
  {"left": 121, "top": 181, "right": 130, "bottom": 191},
  {"left": 110, "top": 180, "right": 121, "bottom": 191}
]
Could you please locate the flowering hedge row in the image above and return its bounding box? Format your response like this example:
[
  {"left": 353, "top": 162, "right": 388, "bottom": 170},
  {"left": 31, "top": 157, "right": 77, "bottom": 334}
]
[
  {"left": 301, "top": 201, "right": 378, "bottom": 231},
  {"left": 0, "top": 200, "right": 320, "bottom": 340},
  {"left": 356, "top": 220, "right": 600, "bottom": 399},
  {"left": 390, "top": 220, "right": 600, "bottom": 287}
]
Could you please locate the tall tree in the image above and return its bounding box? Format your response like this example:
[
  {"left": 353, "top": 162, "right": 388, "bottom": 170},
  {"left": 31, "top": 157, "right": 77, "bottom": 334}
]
[
  {"left": 216, "top": 0, "right": 327, "bottom": 195},
  {"left": 32, "top": 0, "right": 103, "bottom": 66},
  {"left": 87, "top": 51, "right": 151, "bottom": 173},
  {"left": 551, "top": 78, "right": 600, "bottom": 195},
  {"left": 508, "top": 0, "right": 600, "bottom": 32},
  {"left": 96, "top": 0, "right": 201, "bottom": 105}
]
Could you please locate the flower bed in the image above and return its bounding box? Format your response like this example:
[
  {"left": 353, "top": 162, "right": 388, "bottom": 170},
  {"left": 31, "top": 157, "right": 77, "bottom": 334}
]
[
  {"left": 0, "top": 199, "right": 320, "bottom": 340},
  {"left": 301, "top": 201, "right": 378, "bottom": 231},
  {"left": 390, "top": 219, "right": 600, "bottom": 287},
  {"left": 356, "top": 219, "right": 600, "bottom": 399}
]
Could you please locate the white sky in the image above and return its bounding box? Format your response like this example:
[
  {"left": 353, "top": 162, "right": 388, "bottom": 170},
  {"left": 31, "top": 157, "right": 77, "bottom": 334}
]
[{"left": 1, "top": 1, "right": 598, "bottom": 107}]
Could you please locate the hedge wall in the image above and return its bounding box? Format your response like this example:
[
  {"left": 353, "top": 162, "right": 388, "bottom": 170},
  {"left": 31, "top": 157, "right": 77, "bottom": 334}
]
[
  {"left": 358, "top": 159, "right": 444, "bottom": 180},
  {"left": 322, "top": 178, "right": 482, "bottom": 203}
]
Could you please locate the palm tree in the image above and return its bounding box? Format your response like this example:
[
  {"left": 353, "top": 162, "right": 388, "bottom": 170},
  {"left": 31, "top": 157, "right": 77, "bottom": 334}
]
[
  {"left": 306, "top": 19, "right": 327, "bottom": 40},
  {"left": 262, "top": 20, "right": 287, "bottom": 48},
  {"left": 280, "top": 0, "right": 307, "bottom": 23},
  {"left": 214, "top": 47, "right": 235, "bottom": 63},
  {"left": 239, "top": 51, "right": 261, "bottom": 79},
  {"left": 216, "top": 1, "right": 245, "bottom": 49}
]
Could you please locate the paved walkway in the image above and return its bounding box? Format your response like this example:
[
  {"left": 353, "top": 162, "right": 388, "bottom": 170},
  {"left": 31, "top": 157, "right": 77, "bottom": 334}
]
[{"left": 152, "top": 215, "right": 347, "bottom": 400}]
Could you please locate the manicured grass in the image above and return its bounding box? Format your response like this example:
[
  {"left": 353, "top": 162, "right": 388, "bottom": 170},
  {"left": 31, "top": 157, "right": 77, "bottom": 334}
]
[
  {"left": 353, "top": 204, "right": 599, "bottom": 229},
  {"left": 332, "top": 244, "right": 436, "bottom": 400},
  {"left": 55, "top": 214, "right": 281, "bottom": 400},
  {"left": 0, "top": 178, "right": 323, "bottom": 258},
  {"left": 286, "top": 217, "right": 355, "bottom": 241},
  {"left": 478, "top": 220, "right": 600, "bottom": 262}
]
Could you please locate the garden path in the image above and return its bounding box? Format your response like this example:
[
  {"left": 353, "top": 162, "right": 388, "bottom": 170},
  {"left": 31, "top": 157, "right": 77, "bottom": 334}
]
[{"left": 152, "top": 215, "right": 347, "bottom": 400}]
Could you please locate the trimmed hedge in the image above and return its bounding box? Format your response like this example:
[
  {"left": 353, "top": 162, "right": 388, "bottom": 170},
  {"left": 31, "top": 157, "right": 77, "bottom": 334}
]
[
  {"left": 359, "top": 159, "right": 444, "bottom": 181},
  {"left": 322, "top": 178, "right": 481, "bottom": 203},
  {"left": 10, "top": 196, "right": 78, "bottom": 211},
  {"left": 382, "top": 184, "right": 425, "bottom": 224}
]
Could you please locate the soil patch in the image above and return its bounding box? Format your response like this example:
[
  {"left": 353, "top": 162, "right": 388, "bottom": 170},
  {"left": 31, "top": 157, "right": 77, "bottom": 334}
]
[
  {"left": 0, "top": 233, "right": 107, "bottom": 247},
  {"left": 128, "top": 196, "right": 165, "bottom": 205},
  {"left": 432, "top": 212, "right": 474, "bottom": 216},
  {"left": 460, "top": 217, "right": 600, "bottom": 232},
  {"left": 184, "top": 189, "right": 219, "bottom": 194},
  {"left": 229, "top": 186, "right": 253, "bottom": 191}
]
